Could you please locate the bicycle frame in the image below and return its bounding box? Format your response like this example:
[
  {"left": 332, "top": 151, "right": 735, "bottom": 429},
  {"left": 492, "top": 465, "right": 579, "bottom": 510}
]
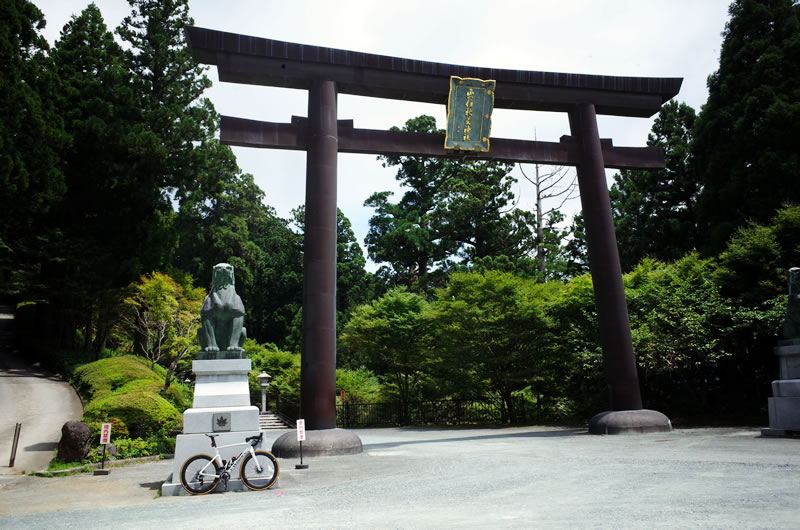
[{"left": 197, "top": 433, "right": 265, "bottom": 484}]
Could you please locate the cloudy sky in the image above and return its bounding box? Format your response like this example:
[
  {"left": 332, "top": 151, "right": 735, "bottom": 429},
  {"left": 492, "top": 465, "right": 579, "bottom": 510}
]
[{"left": 36, "top": 0, "right": 732, "bottom": 268}]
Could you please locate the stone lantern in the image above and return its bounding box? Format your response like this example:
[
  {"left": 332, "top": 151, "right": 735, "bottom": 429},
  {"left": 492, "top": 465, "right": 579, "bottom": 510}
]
[{"left": 257, "top": 371, "right": 272, "bottom": 413}]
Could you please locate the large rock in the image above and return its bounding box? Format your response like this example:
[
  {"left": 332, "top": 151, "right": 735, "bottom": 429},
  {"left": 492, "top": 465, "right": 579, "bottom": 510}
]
[{"left": 57, "top": 421, "right": 91, "bottom": 462}]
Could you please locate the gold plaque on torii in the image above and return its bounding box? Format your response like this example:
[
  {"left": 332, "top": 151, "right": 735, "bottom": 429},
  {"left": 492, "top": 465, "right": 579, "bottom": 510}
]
[{"left": 444, "top": 76, "right": 496, "bottom": 152}]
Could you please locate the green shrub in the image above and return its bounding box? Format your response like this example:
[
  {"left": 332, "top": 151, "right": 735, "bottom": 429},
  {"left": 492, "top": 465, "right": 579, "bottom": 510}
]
[
  {"left": 72, "top": 355, "right": 163, "bottom": 401},
  {"left": 148, "top": 434, "right": 176, "bottom": 455},
  {"left": 72, "top": 355, "right": 190, "bottom": 437},
  {"left": 246, "top": 339, "right": 301, "bottom": 403},
  {"left": 86, "top": 417, "right": 130, "bottom": 442},
  {"left": 336, "top": 367, "right": 384, "bottom": 403},
  {"left": 83, "top": 389, "right": 182, "bottom": 438},
  {"left": 113, "top": 437, "right": 158, "bottom": 459},
  {"left": 86, "top": 437, "right": 159, "bottom": 462}
]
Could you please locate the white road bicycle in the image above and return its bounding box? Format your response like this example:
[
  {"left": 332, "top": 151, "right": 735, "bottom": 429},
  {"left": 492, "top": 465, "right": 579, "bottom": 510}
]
[{"left": 179, "top": 431, "right": 279, "bottom": 495}]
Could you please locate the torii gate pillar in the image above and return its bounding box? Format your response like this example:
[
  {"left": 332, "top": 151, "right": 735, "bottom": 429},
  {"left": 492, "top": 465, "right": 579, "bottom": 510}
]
[
  {"left": 569, "top": 102, "right": 670, "bottom": 433},
  {"left": 273, "top": 79, "right": 364, "bottom": 456}
]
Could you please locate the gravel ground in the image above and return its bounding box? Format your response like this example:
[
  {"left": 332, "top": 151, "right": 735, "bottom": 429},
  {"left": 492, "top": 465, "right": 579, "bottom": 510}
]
[{"left": 1, "top": 425, "right": 798, "bottom": 528}]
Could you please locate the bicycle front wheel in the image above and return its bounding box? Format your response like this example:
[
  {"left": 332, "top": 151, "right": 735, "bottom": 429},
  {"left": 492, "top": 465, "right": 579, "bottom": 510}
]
[
  {"left": 180, "top": 454, "right": 220, "bottom": 495},
  {"left": 240, "top": 450, "right": 279, "bottom": 490}
]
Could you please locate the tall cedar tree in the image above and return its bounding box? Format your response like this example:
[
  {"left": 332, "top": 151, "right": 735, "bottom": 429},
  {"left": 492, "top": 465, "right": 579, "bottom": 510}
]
[
  {"left": 117, "top": 0, "right": 216, "bottom": 218},
  {"left": 46, "top": 4, "right": 164, "bottom": 352},
  {"left": 609, "top": 101, "right": 699, "bottom": 271},
  {"left": 0, "top": 0, "right": 68, "bottom": 301},
  {"left": 365, "top": 116, "right": 452, "bottom": 287},
  {"left": 365, "top": 115, "right": 535, "bottom": 290},
  {"left": 693, "top": 0, "right": 800, "bottom": 254}
]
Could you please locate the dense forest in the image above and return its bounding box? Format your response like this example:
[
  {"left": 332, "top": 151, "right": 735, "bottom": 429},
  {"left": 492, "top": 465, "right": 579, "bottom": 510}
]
[{"left": 2, "top": 0, "right": 799, "bottom": 425}]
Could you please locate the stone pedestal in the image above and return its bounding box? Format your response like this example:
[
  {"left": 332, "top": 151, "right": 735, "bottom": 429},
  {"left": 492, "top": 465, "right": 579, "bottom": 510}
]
[
  {"left": 272, "top": 428, "right": 363, "bottom": 458},
  {"left": 588, "top": 409, "right": 672, "bottom": 435},
  {"left": 762, "top": 342, "right": 800, "bottom": 437},
  {"left": 162, "top": 357, "right": 263, "bottom": 496}
]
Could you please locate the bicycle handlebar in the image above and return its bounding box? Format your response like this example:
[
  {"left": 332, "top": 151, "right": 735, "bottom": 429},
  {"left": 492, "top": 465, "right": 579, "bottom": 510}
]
[{"left": 245, "top": 432, "right": 264, "bottom": 446}]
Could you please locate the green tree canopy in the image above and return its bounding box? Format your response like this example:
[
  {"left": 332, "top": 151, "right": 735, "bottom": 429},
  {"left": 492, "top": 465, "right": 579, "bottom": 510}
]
[
  {"left": 120, "top": 271, "right": 204, "bottom": 396},
  {"left": 340, "top": 288, "right": 431, "bottom": 419},
  {"left": 0, "top": 0, "right": 68, "bottom": 300},
  {"left": 365, "top": 115, "right": 536, "bottom": 290},
  {"left": 693, "top": 0, "right": 800, "bottom": 253},
  {"left": 610, "top": 101, "right": 699, "bottom": 271},
  {"left": 431, "top": 270, "right": 556, "bottom": 421}
]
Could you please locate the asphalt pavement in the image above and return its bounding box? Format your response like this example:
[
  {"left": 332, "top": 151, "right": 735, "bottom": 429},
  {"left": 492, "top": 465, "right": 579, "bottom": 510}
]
[
  {"left": 0, "top": 425, "right": 798, "bottom": 528},
  {"left": 0, "top": 307, "right": 83, "bottom": 475}
]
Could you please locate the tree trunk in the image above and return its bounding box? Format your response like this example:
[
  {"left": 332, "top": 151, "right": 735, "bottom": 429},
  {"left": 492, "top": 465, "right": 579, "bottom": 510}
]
[
  {"left": 160, "top": 359, "right": 177, "bottom": 397},
  {"left": 536, "top": 164, "right": 545, "bottom": 275}
]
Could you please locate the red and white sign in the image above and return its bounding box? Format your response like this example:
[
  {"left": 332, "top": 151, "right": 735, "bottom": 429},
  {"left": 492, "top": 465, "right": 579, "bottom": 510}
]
[
  {"left": 296, "top": 419, "right": 306, "bottom": 442},
  {"left": 100, "top": 423, "right": 112, "bottom": 445}
]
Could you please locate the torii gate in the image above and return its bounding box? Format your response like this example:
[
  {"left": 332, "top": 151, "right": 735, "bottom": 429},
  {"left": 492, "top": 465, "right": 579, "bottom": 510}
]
[{"left": 186, "top": 27, "right": 679, "bottom": 452}]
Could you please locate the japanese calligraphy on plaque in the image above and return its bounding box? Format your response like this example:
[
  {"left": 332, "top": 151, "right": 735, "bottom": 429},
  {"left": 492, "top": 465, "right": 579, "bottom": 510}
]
[{"left": 444, "top": 76, "right": 495, "bottom": 152}]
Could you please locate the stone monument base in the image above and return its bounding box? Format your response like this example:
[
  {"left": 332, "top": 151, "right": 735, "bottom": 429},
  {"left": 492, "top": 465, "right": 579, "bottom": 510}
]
[
  {"left": 762, "top": 344, "right": 800, "bottom": 437},
  {"left": 589, "top": 409, "right": 672, "bottom": 435},
  {"left": 161, "top": 430, "right": 278, "bottom": 496},
  {"left": 272, "top": 428, "right": 363, "bottom": 458},
  {"left": 182, "top": 405, "right": 260, "bottom": 434}
]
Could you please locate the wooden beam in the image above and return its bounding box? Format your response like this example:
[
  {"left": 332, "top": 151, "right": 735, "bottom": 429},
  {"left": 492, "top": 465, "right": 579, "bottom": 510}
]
[
  {"left": 220, "top": 116, "right": 666, "bottom": 170},
  {"left": 187, "top": 27, "right": 682, "bottom": 118}
]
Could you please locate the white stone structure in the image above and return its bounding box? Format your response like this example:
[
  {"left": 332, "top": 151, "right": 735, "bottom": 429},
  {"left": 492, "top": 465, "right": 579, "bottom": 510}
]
[
  {"left": 161, "top": 358, "right": 263, "bottom": 496},
  {"left": 763, "top": 343, "right": 800, "bottom": 436}
]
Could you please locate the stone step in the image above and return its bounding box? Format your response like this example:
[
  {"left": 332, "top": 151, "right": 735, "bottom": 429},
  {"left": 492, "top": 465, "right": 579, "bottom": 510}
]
[{"left": 259, "top": 412, "right": 289, "bottom": 430}]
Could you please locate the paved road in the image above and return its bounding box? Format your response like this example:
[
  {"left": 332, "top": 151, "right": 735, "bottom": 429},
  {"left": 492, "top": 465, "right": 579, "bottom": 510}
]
[
  {"left": 0, "top": 426, "right": 797, "bottom": 528},
  {"left": 0, "top": 306, "right": 83, "bottom": 474}
]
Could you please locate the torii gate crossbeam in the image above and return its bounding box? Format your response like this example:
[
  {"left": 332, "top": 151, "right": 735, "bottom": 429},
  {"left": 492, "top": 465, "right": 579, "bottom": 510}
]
[{"left": 186, "top": 27, "right": 678, "bottom": 449}]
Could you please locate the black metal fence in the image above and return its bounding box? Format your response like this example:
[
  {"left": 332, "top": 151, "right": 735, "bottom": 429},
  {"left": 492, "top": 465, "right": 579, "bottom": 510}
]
[
  {"left": 272, "top": 392, "right": 300, "bottom": 428},
  {"left": 271, "top": 393, "right": 533, "bottom": 428},
  {"left": 336, "top": 397, "right": 532, "bottom": 428}
]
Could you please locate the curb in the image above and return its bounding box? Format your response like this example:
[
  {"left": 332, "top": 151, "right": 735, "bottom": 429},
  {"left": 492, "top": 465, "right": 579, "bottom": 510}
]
[{"left": 35, "top": 454, "right": 173, "bottom": 476}]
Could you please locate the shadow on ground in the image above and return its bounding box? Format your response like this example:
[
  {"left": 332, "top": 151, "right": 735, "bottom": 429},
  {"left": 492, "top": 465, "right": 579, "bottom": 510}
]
[{"left": 364, "top": 428, "right": 587, "bottom": 450}]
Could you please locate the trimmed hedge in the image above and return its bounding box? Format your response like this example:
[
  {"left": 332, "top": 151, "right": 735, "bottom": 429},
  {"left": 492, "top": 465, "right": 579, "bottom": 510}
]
[
  {"left": 72, "top": 355, "right": 186, "bottom": 438},
  {"left": 72, "top": 355, "right": 189, "bottom": 410},
  {"left": 83, "top": 390, "right": 181, "bottom": 438}
]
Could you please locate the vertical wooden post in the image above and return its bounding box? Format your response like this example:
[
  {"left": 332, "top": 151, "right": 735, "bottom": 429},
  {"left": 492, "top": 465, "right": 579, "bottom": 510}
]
[
  {"left": 302, "top": 79, "right": 338, "bottom": 430},
  {"left": 9, "top": 423, "right": 21, "bottom": 468},
  {"left": 568, "top": 102, "right": 643, "bottom": 411}
]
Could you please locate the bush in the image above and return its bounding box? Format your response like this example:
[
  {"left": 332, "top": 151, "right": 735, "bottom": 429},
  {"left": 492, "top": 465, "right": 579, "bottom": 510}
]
[
  {"left": 73, "top": 355, "right": 185, "bottom": 439},
  {"left": 83, "top": 390, "right": 182, "bottom": 438},
  {"left": 86, "top": 437, "right": 158, "bottom": 463},
  {"left": 87, "top": 417, "right": 130, "bottom": 442},
  {"left": 336, "top": 367, "right": 384, "bottom": 403},
  {"left": 246, "top": 339, "right": 301, "bottom": 403},
  {"left": 73, "top": 355, "right": 161, "bottom": 400},
  {"left": 72, "top": 354, "right": 189, "bottom": 410}
]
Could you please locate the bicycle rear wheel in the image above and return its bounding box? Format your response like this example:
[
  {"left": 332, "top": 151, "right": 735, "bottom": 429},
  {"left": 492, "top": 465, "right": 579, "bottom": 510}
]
[
  {"left": 180, "top": 454, "right": 220, "bottom": 495},
  {"left": 240, "top": 450, "right": 279, "bottom": 490}
]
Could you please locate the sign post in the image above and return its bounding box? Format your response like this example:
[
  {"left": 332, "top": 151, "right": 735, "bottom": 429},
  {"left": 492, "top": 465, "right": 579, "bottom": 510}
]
[
  {"left": 8, "top": 423, "right": 21, "bottom": 468},
  {"left": 94, "top": 423, "right": 112, "bottom": 475},
  {"left": 295, "top": 418, "right": 308, "bottom": 469}
]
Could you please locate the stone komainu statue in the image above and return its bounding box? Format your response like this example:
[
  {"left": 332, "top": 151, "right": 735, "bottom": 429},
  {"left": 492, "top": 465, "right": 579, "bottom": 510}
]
[
  {"left": 784, "top": 267, "right": 800, "bottom": 341},
  {"left": 197, "top": 263, "right": 247, "bottom": 356}
]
